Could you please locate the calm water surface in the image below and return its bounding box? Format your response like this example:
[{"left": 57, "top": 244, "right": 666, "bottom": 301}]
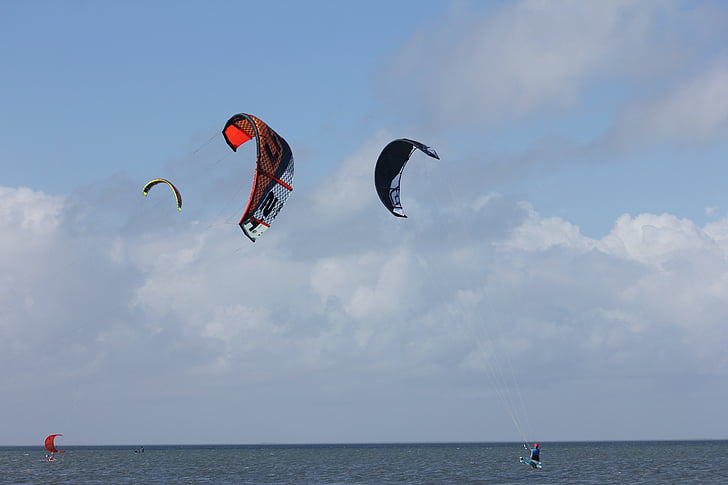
[{"left": 1, "top": 441, "right": 726, "bottom": 484}]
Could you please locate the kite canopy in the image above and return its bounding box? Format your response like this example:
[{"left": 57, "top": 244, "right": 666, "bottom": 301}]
[
  {"left": 44, "top": 434, "right": 65, "bottom": 453},
  {"left": 142, "top": 178, "right": 182, "bottom": 211},
  {"left": 374, "top": 138, "right": 440, "bottom": 217},
  {"left": 222, "top": 113, "right": 294, "bottom": 242}
]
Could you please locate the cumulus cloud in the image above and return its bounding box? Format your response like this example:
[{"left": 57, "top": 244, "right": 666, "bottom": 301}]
[{"left": 2, "top": 145, "right": 728, "bottom": 442}]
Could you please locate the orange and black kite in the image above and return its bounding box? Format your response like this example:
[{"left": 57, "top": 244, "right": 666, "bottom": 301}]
[{"left": 222, "top": 113, "right": 294, "bottom": 242}]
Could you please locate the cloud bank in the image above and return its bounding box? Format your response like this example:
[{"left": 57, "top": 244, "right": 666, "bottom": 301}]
[{"left": 2, "top": 132, "right": 727, "bottom": 443}]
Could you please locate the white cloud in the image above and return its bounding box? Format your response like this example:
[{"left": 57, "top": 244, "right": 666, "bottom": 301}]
[
  {"left": 3, "top": 136, "right": 728, "bottom": 443},
  {"left": 0, "top": 186, "right": 63, "bottom": 230},
  {"left": 4, "top": 179, "right": 727, "bottom": 383},
  {"left": 381, "top": 0, "right": 728, "bottom": 155},
  {"left": 497, "top": 201, "right": 594, "bottom": 252},
  {"left": 598, "top": 213, "right": 719, "bottom": 267},
  {"left": 610, "top": 63, "right": 728, "bottom": 147},
  {"left": 381, "top": 1, "right": 686, "bottom": 124}
]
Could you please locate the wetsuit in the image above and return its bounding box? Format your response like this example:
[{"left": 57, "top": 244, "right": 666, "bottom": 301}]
[{"left": 530, "top": 447, "right": 540, "bottom": 462}]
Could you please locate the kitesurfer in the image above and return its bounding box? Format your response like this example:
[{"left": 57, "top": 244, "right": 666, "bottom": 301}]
[{"left": 530, "top": 443, "right": 540, "bottom": 462}]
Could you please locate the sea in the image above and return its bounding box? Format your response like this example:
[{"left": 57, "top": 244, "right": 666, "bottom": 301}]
[{"left": 1, "top": 440, "right": 726, "bottom": 484}]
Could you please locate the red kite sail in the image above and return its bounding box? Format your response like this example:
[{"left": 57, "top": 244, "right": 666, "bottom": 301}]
[
  {"left": 222, "top": 113, "right": 294, "bottom": 242},
  {"left": 44, "top": 434, "right": 65, "bottom": 453}
]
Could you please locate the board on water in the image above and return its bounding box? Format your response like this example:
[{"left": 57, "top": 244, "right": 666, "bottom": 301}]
[{"left": 520, "top": 457, "right": 543, "bottom": 469}]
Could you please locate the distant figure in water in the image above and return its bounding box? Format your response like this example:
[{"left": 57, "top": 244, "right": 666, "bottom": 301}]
[
  {"left": 530, "top": 443, "right": 540, "bottom": 463},
  {"left": 45, "top": 453, "right": 56, "bottom": 461},
  {"left": 134, "top": 447, "right": 144, "bottom": 453}
]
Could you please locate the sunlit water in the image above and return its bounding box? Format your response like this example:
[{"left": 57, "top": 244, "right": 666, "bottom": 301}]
[{"left": 1, "top": 441, "right": 726, "bottom": 484}]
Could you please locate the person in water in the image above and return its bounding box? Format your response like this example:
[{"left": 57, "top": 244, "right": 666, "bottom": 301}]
[{"left": 530, "top": 443, "right": 540, "bottom": 462}]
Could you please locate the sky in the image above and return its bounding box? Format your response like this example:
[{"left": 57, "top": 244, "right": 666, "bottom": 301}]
[{"left": 1, "top": 0, "right": 728, "bottom": 446}]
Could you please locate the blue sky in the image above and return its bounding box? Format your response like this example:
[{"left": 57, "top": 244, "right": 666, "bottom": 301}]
[
  {"left": 2, "top": 0, "right": 728, "bottom": 446},
  {"left": 1, "top": 1, "right": 446, "bottom": 192}
]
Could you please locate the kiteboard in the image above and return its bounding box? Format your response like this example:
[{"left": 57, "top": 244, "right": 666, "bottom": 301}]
[{"left": 520, "top": 456, "right": 542, "bottom": 469}]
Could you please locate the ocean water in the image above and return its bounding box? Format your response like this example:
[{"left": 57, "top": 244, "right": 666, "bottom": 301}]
[{"left": 1, "top": 440, "right": 726, "bottom": 484}]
